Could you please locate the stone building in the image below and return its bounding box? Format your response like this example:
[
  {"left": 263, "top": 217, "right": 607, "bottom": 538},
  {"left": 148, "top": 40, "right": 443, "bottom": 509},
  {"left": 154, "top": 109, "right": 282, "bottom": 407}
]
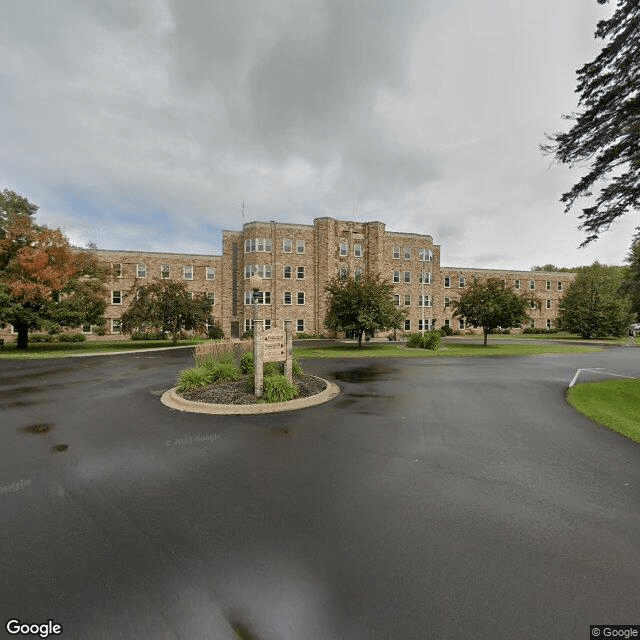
[{"left": 0, "top": 217, "right": 576, "bottom": 340}]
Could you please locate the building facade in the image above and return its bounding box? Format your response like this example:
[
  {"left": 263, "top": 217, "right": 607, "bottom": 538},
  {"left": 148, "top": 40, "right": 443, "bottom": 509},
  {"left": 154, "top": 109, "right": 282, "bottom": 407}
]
[{"left": 0, "top": 217, "right": 576, "bottom": 340}]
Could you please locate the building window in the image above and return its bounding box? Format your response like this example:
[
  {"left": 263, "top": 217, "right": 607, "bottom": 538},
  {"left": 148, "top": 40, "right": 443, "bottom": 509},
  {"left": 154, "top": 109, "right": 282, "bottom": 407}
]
[
  {"left": 393, "top": 270, "right": 400, "bottom": 283},
  {"left": 296, "top": 240, "right": 305, "bottom": 254},
  {"left": 459, "top": 319, "right": 466, "bottom": 330},
  {"left": 81, "top": 324, "right": 92, "bottom": 334},
  {"left": 546, "top": 280, "right": 551, "bottom": 290},
  {"left": 558, "top": 281, "right": 563, "bottom": 291},
  {"left": 112, "top": 263, "right": 122, "bottom": 278},
  {"left": 354, "top": 267, "right": 363, "bottom": 280},
  {"left": 404, "top": 247, "right": 411, "bottom": 260},
  {"left": 354, "top": 243, "right": 362, "bottom": 257},
  {"left": 393, "top": 246, "right": 400, "bottom": 259},
  {"left": 207, "top": 293, "right": 215, "bottom": 304},
  {"left": 137, "top": 263, "right": 147, "bottom": 278},
  {"left": 111, "top": 319, "right": 122, "bottom": 334},
  {"left": 404, "top": 319, "right": 411, "bottom": 331},
  {"left": 419, "top": 271, "right": 432, "bottom": 285},
  {"left": 112, "top": 291, "right": 122, "bottom": 305},
  {"left": 515, "top": 279, "right": 520, "bottom": 290},
  {"left": 245, "top": 319, "right": 271, "bottom": 332},
  {"left": 546, "top": 299, "right": 551, "bottom": 309},
  {"left": 297, "top": 319, "right": 305, "bottom": 332},
  {"left": 283, "top": 265, "right": 292, "bottom": 279},
  {"left": 206, "top": 267, "right": 215, "bottom": 280},
  {"left": 529, "top": 319, "right": 535, "bottom": 330},
  {"left": 297, "top": 292, "right": 305, "bottom": 305},
  {"left": 444, "top": 319, "right": 451, "bottom": 328},
  {"left": 459, "top": 276, "right": 465, "bottom": 288},
  {"left": 393, "top": 294, "right": 400, "bottom": 306},
  {"left": 283, "top": 239, "right": 292, "bottom": 253},
  {"left": 283, "top": 291, "right": 292, "bottom": 305},
  {"left": 444, "top": 297, "right": 450, "bottom": 308},
  {"left": 245, "top": 238, "right": 273, "bottom": 253},
  {"left": 546, "top": 319, "right": 552, "bottom": 329},
  {"left": 244, "top": 291, "right": 271, "bottom": 304},
  {"left": 404, "top": 271, "right": 411, "bottom": 283},
  {"left": 187, "top": 292, "right": 193, "bottom": 300},
  {"left": 530, "top": 300, "right": 537, "bottom": 309},
  {"left": 419, "top": 295, "right": 432, "bottom": 307},
  {"left": 419, "top": 248, "right": 433, "bottom": 262},
  {"left": 339, "top": 265, "right": 348, "bottom": 279},
  {"left": 530, "top": 280, "right": 535, "bottom": 290},
  {"left": 404, "top": 294, "right": 411, "bottom": 306},
  {"left": 161, "top": 265, "right": 170, "bottom": 279},
  {"left": 297, "top": 266, "right": 305, "bottom": 279},
  {"left": 339, "top": 241, "right": 348, "bottom": 256},
  {"left": 183, "top": 266, "right": 193, "bottom": 280},
  {"left": 245, "top": 265, "right": 272, "bottom": 278},
  {"left": 444, "top": 276, "right": 451, "bottom": 288}
]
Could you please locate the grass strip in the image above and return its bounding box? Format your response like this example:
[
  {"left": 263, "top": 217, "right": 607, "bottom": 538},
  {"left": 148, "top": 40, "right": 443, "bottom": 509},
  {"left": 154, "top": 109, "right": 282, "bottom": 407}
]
[
  {"left": 567, "top": 378, "right": 640, "bottom": 444},
  {"left": 294, "top": 342, "right": 601, "bottom": 359}
]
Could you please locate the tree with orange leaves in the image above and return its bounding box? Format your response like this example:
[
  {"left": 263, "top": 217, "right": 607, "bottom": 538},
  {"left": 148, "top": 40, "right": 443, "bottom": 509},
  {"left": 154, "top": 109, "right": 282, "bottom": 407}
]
[{"left": 0, "top": 189, "right": 108, "bottom": 349}]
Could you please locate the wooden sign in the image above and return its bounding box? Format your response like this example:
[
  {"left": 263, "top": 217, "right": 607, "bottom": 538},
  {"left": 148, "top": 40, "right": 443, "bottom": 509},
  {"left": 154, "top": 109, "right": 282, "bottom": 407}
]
[{"left": 262, "top": 329, "right": 286, "bottom": 362}]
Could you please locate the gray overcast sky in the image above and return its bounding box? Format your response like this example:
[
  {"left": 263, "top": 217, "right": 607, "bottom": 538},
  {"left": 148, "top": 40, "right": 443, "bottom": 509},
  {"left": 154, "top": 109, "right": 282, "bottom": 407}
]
[{"left": 1, "top": 0, "right": 635, "bottom": 269}]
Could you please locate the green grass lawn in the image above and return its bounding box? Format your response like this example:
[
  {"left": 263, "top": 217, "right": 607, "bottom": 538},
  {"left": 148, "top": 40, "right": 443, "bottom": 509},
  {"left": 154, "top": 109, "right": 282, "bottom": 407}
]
[
  {"left": 567, "top": 379, "right": 640, "bottom": 444},
  {"left": 294, "top": 342, "right": 602, "bottom": 359},
  {"left": 0, "top": 339, "right": 203, "bottom": 359},
  {"left": 479, "top": 332, "right": 628, "bottom": 343}
]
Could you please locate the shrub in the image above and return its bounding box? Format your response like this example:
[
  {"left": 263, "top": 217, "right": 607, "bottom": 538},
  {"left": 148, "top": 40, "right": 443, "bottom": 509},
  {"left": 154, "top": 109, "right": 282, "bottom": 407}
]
[
  {"left": 131, "top": 331, "right": 168, "bottom": 340},
  {"left": 207, "top": 322, "right": 224, "bottom": 339},
  {"left": 94, "top": 324, "right": 107, "bottom": 336},
  {"left": 204, "top": 359, "right": 241, "bottom": 382},
  {"left": 30, "top": 334, "right": 56, "bottom": 343},
  {"left": 406, "top": 332, "right": 424, "bottom": 348},
  {"left": 439, "top": 325, "right": 454, "bottom": 336},
  {"left": 423, "top": 331, "right": 441, "bottom": 350},
  {"left": 295, "top": 332, "right": 325, "bottom": 339},
  {"left": 264, "top": 362, "right": 282, "bottom": 376},
  {"left": 261, "top": 374, "right": 299, "bottom": 403},
  {"left": 240, "top": 351, "right": 254, "bottom": 375},
  {"left": 176, "top": 366, "right": 215, "bottom": 392},
  {"left": 58, "top": 333, "right": 87, "bottom": 342},
  {"left": 241, "top": 330, "right": 254, "bottom": 339},
  {"left": 292, "top": 357, "right": 303, "bottom": 375}
]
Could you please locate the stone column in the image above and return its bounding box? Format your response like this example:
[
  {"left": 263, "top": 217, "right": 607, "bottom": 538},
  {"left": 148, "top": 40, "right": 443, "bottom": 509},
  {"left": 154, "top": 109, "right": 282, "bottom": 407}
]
[
  {"left": 254, "top": 322, "right": 264, "bottom": 397},
  {"left": 284, "top": 320, "right": 293, "bottom": 383}
]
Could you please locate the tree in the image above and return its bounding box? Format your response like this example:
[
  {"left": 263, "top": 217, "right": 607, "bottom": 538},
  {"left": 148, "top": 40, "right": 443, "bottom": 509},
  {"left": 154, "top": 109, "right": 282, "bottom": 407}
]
[
  {"left": 530, "top": 264, "right": 574, "bottom": 272},
  {"left": 120, "top": 279, "right": 214, "bottom": 345},
  {"left": 0, "top": 190, "right": 108, "bottom": 349},
  {"left": 558, "top": 262, "right": 631, "bottom": 338},
  {"left": 541, "top": 0, "right": 640, "bottom": 247},
  {"left": 620, "top": 238, "right": 640, "bottom": 321},
  {"left": 451, "top": 278, "right": 536, "bottom": 345},
  {"left": 324, "top": 274, "right": 405, "bottom": 347}
]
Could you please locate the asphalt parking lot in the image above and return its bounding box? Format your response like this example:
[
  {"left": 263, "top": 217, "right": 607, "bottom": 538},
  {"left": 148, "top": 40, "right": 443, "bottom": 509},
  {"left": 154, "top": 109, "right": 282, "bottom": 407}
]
[{"left": 0, "top": 346, "right": 639, "bottom": 639}]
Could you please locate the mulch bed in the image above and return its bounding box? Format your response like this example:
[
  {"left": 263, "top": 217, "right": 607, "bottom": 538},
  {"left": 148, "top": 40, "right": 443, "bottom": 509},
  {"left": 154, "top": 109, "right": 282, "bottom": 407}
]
[{"left": 178, "top": 373, "right": 327, "bottom": 405}]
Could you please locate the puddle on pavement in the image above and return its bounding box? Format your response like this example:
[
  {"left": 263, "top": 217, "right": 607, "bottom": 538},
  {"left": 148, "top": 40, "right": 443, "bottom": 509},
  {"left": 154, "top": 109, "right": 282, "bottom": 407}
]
[
  {"left": 52, "top": 444, "right": 69, "bottom": 452},
  {"left": 332, "top": 364, "right": 394, "bottom": 383},
  {"left": 21, "top": 423, "right": 53, "bottom": 434}
]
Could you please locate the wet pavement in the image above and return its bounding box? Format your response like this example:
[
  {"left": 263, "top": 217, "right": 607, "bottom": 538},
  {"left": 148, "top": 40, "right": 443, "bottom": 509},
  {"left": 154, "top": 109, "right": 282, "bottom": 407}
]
[{"left": 1, "top": 347, "right": 639, "bottom": 639}]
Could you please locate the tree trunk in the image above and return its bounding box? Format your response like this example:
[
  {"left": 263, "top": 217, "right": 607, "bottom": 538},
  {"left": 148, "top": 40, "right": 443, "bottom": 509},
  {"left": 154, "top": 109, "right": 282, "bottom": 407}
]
[
  {"left": 483, "top": 329, "right": 488, "bottom": 346},
  {"left": 16, "top": 323, "right": 29, "bottom": 350},
  {"left": 358, "top": 331, "right": 363, "bottom": 348}
]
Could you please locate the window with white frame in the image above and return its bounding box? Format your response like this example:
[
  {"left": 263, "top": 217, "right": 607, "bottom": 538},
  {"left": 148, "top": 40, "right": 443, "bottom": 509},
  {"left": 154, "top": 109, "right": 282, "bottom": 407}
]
[
  {"left": 111, "top": 319, "right": 122, "bottom": 334},
  {"left": 393, "top": 246, "right": 400, "bottom": 259},
  {"left": 297, "top": 292, "right": 305, "bottom": 305},
  {"left": 404, "top": 294, "right": 411, "bottom": 306},
  {"left": 546, "top": 299, "right": 551, "bottom": 309},
  {"left": 297, "top": 319, "right": 304, "bottom": 332},
  {"left": 283, "top": 265, "right": 292, "bottom": 279},
  {"left": 283, "top": 239, "right": 292, "bottom": 253},
  {"left": 187, "top": 292, "right": 193, "bottom": 300},
  {"left": 546, "top": 319, "right": 552, "bottom": 329},
  {"left": 339, "top": 241, "right": 348, "bottom": 256},
  {"left": 161, "top": 265, "right": 170, "bottom": 279},
  {"left": 418, "top": 319, "right": 427, "bottom": 331},
  {"left": 112, "top": 291, "right": 122, "bottom": 304},
  {"left": 297, "top": 266, "right": 305, "bottom": 279},
  {"left": 529, "top": 280, "right": 535, "bottom": 290},
  {"left": 419, "top": 271, "right": 432, "bottom": 284},
  {"left": 244, "top": 264, "right": 272, "bottom": 279},
  {"left": 444, "top": 297, "right": 450, "bottom": 308},
  {"left": 244, "top": 319, "right": 271, "bottom": 332},
  {"left": 393, "top": 270, "right": 400, "bottom": 283},
  {"left": 404, "top": 247, "right": 411, "bottom": 260},
  {"left": 244, "top": 238, "right": 272, "bottom": 253},
  {"left": 206, "top": 267, "right": 215, "bottom": 280},
  {"left": 530, "top": 300, "right": 537, "bottom": 309},
  {"left": 546, "top": 280, "right": 551, "bottom": 290},
  {"left": 393, "top": 294, "right": 400, "bottom": 306},
  {"left": 354, "top": 243, "right": 362, "bottom": 257},
  {"left": 444, "top": 318, "right": 451, "bottom": 328},
  {"left": 183, "top": 266, "right": 193, "bottom": 280},
  {"left": 557, "top": 281, "right": 563, "bottom": 291},
  {"left": 296, "top": 239, "right": 305, "bottom": 254},
  {"left": 419, "top": 248, "right": 433, "bottom": 261},
  {"left": 339, "top": 265, "right": 348, "bottom": 279},
  {"left": 207, "top": 293, "right": 215, "bottom": 304},
  {"left": 404, "top": 271, "right": 411, "bottom": 283},
  {"left": 113, "top": 263, "right": 122, "bottom": 277},
  {"left": 244, "top": 291, "right": 271, "bottom": 304},
  {"left": 137, "top": 263, "right": 147, "bottom": 278},
  {"left": 354, "top": 267, "right": 363, "bottom": 279},
  {"left": 404, "top": 319, "right": 411, "bottom": 331},
  {"left": 459, "top": 276, "right": 465, "bottom": 288},
  {"left": 444, "top": 276, "right": 451, "bottom": 288},
  {"left": 459, "top": 318, "right": 465, "bottom": 330},
  {"left": 419, "top": 294, "right": 432, "bottom": 307},
  {"left": 515, "top": 279, "right": 520, "bottom": 290},
  {"left": 283, "top": 291, "right": 292, "bottom": 305}
]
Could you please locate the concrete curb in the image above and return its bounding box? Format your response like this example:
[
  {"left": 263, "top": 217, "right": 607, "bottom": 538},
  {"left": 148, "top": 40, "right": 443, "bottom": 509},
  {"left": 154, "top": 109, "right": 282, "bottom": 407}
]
[{"left": 160, "top": 376, "right": 341, "bottom": 415}]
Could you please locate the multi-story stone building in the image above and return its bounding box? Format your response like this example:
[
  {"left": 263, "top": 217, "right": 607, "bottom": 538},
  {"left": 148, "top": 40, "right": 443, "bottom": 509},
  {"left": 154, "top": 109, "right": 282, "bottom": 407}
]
[{"left": 0, "top": 217, "right": 576, "bottom": 341}]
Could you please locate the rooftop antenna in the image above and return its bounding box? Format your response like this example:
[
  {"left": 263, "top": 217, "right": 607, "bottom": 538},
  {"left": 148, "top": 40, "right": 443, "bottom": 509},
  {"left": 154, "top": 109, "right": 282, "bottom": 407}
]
[{"left": 241, "top": 201, "right": 245, "bottom": 227}]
